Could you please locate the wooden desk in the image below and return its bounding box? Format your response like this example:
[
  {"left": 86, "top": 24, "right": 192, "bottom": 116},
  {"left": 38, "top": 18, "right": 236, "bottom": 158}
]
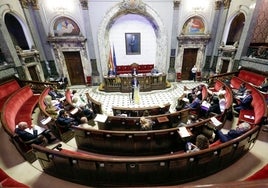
[{"left": 103, "top": 73, "right": 167, "bottom": 92}]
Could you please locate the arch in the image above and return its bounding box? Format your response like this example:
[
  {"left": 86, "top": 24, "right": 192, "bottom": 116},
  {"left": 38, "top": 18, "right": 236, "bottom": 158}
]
[
  {"left": 53, "top": 16, "right": 80, "bottom": 37},
  {"left": 3, "top": 12, "right": 33, "bottom": 50},
  {"left": 98, "top": 0, "right": 168, "bottom": 76},
  {"left": 182, "top": 16, "right": 206, "bottom": 35},
  {"left": 222, "top": 11, "right": 246, "bottom": 45}
]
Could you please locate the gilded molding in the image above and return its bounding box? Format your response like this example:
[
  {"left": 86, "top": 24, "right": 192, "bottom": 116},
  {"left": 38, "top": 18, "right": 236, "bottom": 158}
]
[
  {"left": 174, "top": 0, "right": 181, "bottom": 8},
  {"left": 120, "top": 0, "right": 146, "bottom": 13},
  {"left": 223, "top": 0, "right": 231, "bottom": 9},
  {"left": 215, "top": 0, "right": 222, "bottom": 10},
  {"left": 30, "top": 0, "right": 39, "bottom": 10},
  {"left": 19, "top": 0, "right": 29, "bottom": 9},
  {"left": 80, "top": 0, "right": 88, "bottom": 10}
]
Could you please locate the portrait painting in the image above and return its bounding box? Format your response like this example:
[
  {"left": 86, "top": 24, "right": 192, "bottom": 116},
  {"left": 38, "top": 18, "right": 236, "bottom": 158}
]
[
  {"left": 54, "top": 17, "right": 80, "bottom": 36},
  {"left": 125, "top": 33, "right": 141, "bottom": 55},
  {"left": 182, "top": 16, "right": 205, "bottom": 35}
]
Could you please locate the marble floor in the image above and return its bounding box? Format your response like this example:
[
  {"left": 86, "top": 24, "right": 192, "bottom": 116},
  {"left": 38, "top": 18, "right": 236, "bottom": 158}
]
[{"left": 1, "top": 81, "right": 268, "bottom": 188}]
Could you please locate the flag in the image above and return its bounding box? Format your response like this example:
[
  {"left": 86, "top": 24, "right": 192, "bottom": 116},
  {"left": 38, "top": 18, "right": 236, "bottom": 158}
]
[
  {"left": 108, "top": 46, "right": 114, "bottom": 70},
  {"left": 112, "top": 45, "right": 117, "bottom": 74}
]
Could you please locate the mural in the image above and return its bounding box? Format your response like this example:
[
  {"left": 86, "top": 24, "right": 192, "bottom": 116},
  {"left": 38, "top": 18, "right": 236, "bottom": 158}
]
[
  {"left": 54, "top": 17, "right": 80, "bottom": 36},
  {"left": 182, "top": 16, "right": 205, "bottom": 35}
]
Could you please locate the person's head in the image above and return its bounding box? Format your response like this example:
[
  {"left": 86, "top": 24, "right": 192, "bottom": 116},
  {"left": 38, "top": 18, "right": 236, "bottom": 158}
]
[
  {"left": 72, "top": 90, "right": 77, "bottom": 95},
  {"left": 143, "top": 110, "right": 149, "bottom": 116},
  {"left": 218, "top": 94, "right": 224, "bottom": 99},
  {"left": 72, "top": 97, "right": 78, "bottom": 104},
  {"left": 241, "top": 82, "right": 245, "bottom": 87},
  {"left": 195, "top": 134, "right": 209, "bottom": 150},
  {"left": 44, "top": 95, "right": 52, "bottom": 105},
  {"left": 59, "top": 110, "right": 67, "bottom": 117},
  {"left": 80, "top": 116, "right": 88, "bottom": 124},
  {"left": 236, "top": 122, "right": 251, "bottom": 132},
  {"left": 17, "top": 122, "right": 28, "bottom": 130}
]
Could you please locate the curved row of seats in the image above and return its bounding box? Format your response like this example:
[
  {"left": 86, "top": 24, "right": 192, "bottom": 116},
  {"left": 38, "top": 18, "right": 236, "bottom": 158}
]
[
  {"left": 31, "top": 80, "right": 265, "bottom": 186},
  {"left": 0, "top": 77, "right": 264, "bottom": 187}
]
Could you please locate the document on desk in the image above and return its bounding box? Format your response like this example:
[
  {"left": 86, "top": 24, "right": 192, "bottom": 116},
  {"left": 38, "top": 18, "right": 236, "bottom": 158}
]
[
  {"left": 94, "top": 114, "right": 108, "bottom": 123},
  {"left": 178, "top": 127, "right": 191, "bottom": 138},
  {"left": 25, "top": 125, "right": 45, "bottom": 135},
  {"left": 210, "top": 117, "right": 222, "bottom": 127}
]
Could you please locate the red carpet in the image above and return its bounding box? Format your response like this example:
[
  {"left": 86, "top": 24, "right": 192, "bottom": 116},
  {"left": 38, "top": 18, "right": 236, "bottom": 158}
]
[{"left": 245, "top": 164, "right": 268, "bottom": 181}]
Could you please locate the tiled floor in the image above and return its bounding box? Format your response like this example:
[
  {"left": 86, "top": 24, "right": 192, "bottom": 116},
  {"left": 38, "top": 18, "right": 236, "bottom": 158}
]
[{"left": 1, "top": 81, "right": 268, "bottom": 188}]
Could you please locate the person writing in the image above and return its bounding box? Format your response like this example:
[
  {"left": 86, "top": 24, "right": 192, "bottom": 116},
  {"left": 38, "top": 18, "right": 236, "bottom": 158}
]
[
  {"left": 15, "top": 121, "right": 56, "bottom": 144},
  {"left": 56, "top": 110, "right": 78, "bottom": 131},
  {"left": 234, "top": 89, "right": 253, "bottom": 114},
  {"left": 185, "top": 134, "right": 209, "bottom": 153}
]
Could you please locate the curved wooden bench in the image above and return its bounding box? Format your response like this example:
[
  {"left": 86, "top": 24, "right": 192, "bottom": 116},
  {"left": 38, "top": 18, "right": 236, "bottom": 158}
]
[
  {"left": 112, "top": 103, "right": 170, "bottom": 117},
  {"left": 85, "top": 92, "right": 103, "bottom": 114},
  {"left": 1, "top": 85, "right": 40, "bottom": 162},
  {"left": 74, "top": 114, "right": 222, "bottom": 156},
  {"left": 32, "top": 125, "right": 260, "bottom": 187}
]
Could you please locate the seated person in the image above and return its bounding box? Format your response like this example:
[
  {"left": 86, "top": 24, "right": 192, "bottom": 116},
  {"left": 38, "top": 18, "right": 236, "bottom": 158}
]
[
  {"left": 214, "top": 122, "right": 251, "bottom": 143},
  {"left": 132, "top": 67, "right": 138, "bottom": 76},
  {"left": 57, "top": 110, "right": 78, "bottom": 130},
  {"left": 15, "top": 121, "right": 56, "bottom": 144},
  {"left": 185, "top": 134, "right": 209, "bottom": 153},
  {"left": 45, "top": 102, "right": 59, "bottom": 119},
  {"left": 184, "top": 92, "right": 202, "bottom": 109},
  {"left": 259, "top": 77, "right": 268, "bottom": 92},
  {"left": 151, "top": 67, "right": 159, "bottom": 74},
  {"left": 176, "top": 94, "right": 187, "bottom": 111},
  {"left": 218, "top": 94, "right": 226, "bottom": 113},
  {"left": 44, "top": 95, "right": 63, "bottom": 110},
  {"left": 140, "top": 116, "right": 153, "bottom": 131},
  {"left": 108, "top": 68, "right": 116, "bottom": 77},
  {"left": 233, "top": 82, "right": 246, "bottom": 96},
  {"left": 78, "top": 116, "right": 95, "bottom": 129},
  {"left": 234, "top": 89, "right": 253, "bottom": 113},
  {"left": 48, "top": 87, "right": 64, "bottom": 100},
  {"left": 206, "top": 96, "right": 221, "bottom": 116}
]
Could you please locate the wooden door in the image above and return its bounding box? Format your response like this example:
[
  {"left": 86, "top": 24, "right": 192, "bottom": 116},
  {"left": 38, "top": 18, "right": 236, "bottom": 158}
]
[
  {"left": 28, "top": 65, "right": 40, "bottom": 81},
  {"left": 220, "top": 59, "right": 229, "bottom": 74},
  {"left": 181, "top": 49, "right": 198, "bottom": 80},
  {"left": 63, "top": 51, "right": 85, "bottom": 85}
]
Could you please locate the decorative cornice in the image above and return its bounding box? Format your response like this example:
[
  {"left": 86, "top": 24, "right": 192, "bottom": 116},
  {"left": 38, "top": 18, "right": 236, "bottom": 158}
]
[
  {"left": 120, "top": 0, "right": 146, "bottom": 13},
  {"left": 177, "top": 35, "right": 211, "bottom": 44},
  {"left": 47, "top": 36, "right": 87, "bottom": 43},
  {"left": 215, "top": 0, "right": 222, "bottom": 10},
  {"left": 80, "top": 0, "right": 88, "bottom": 10},
  {"left": 223, "top": 0, "right": 231, "bottom": 9},
  {"left": 174, "top": 0, "right": 181, "bottom": 8},
  {"left": 19, "top": 0, "right": 39, "bottom": 10}
]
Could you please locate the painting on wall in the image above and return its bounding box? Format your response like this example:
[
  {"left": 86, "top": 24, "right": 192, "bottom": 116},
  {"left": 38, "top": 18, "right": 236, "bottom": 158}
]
[
  {"left": 54, "top": 17, "right": 80, "bottom": 36},
  {"left": 182, "top": 16, "right": 205, "bottom": 35},
  {"left": 125, "top": 33, "right": 141, "bottom": 55}
]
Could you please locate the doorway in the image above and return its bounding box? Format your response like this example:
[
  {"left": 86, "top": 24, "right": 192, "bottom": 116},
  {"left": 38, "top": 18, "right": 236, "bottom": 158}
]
[
  {"left": 28, "top": 65, "right": 40, "bottom": 81},
  {"left": 220, "top": 59, "right": 229, "bottom": 74},
  {"left": 181, "top": 48, "right": 198, "bottom": 80},
  {"left": 63, "top": 51, "right": 85, "bottom": 85}
]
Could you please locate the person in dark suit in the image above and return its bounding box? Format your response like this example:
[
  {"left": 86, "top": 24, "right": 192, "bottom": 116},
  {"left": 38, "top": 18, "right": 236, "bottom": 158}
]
[
  {"left": 214, "top": 122, "right": 251, "bottom": 143},
  {"left": 15, "top": 122, "right": 56, "bottom": 144},
  {"left": 132, "top": 67, "right": 138, "bottom": 76},
  {"left": 56, "top": 110, "right": 78, "bottom": 131},
  {"left": 108, "top": 68, "right": 116, "bottom": 77},
  {"left": 131, "top": 76, "right": 139, "bottom": 100},
  {"left": 234, "top": 89, "right": 253, "bottom": 113}
]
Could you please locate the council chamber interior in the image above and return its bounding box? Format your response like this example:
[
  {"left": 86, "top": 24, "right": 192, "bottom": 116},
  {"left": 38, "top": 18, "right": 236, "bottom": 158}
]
[{"left": 0, "top": 0, "right": 268, "bottom": 187}]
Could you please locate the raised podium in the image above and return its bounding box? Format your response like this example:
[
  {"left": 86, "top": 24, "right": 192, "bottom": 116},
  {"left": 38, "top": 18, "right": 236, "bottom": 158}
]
[{"left": 104, "top": 73, "right": 166, "bottom": 92}]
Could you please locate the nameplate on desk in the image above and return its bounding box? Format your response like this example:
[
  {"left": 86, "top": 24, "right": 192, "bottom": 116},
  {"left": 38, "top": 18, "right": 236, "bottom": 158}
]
[
  {"left": 41, "top": 117, "right": 52, "bottom": 125},
  {"left": 178, "top": 127, "right": 191, "bottom": 138},
  {"left": 157, "top": 116, "right": 169, "bottom": 123},
  {"left": 94, "top": 114, "right": 108, "bottom": 123}
]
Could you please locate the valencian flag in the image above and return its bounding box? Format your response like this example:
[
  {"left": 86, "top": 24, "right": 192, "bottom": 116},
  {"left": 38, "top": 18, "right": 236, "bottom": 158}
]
[{"left": 108, "top": 46, "right": 114, "bottom": 70}]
